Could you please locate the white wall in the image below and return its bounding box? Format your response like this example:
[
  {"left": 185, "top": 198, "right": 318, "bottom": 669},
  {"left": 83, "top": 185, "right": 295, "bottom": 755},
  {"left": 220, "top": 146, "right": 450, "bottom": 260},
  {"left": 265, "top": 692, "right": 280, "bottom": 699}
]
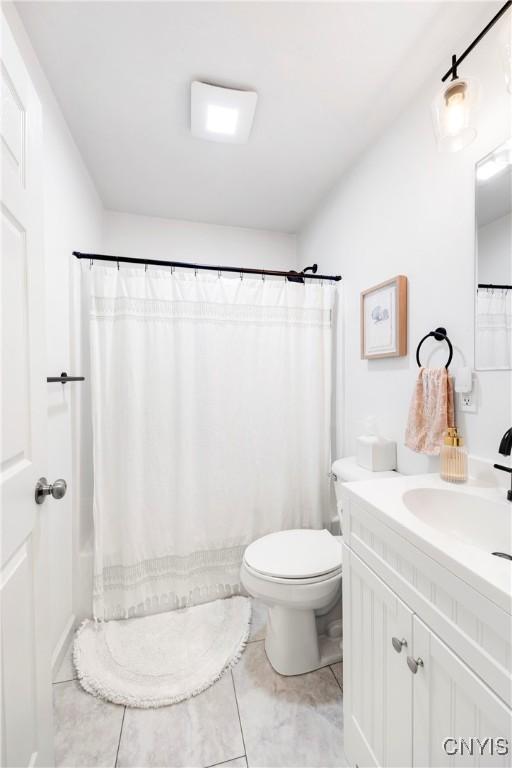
[
  {"left": 102, "top": 210, "right": 297, "bottom": 271},
  {"left": 477, "top": 213, "right": 511, "bottom": 285},
  {"left": 4, "top": 5, "right": 103, "bottom": 665},
  {"left": 299, "top": 11, "right": 512, "bottom": 474}
]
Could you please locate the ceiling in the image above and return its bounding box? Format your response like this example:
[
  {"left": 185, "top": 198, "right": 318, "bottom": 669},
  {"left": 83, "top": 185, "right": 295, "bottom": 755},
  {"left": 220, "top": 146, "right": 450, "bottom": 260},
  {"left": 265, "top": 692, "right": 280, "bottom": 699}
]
[{"left": 17, "top": 1, "right": 493, "bottom": 233}]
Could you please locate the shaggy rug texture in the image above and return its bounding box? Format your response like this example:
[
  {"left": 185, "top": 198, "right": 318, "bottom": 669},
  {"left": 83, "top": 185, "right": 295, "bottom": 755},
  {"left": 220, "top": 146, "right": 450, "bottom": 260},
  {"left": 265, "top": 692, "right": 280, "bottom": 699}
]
[{"left": 73, "top": 596, "right": 251, "bottom": 707}]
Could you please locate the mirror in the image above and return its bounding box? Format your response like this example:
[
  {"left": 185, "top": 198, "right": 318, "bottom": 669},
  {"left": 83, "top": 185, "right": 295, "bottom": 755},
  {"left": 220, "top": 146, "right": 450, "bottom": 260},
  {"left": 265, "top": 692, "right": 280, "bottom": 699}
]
[{"left": 475, "top": 140, "right": 512, "bottom": 370}]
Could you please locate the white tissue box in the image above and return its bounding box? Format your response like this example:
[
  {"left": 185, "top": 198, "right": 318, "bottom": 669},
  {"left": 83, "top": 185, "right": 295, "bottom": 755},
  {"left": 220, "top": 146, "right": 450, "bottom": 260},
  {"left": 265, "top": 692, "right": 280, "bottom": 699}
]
[{"left": 356, "top": 435, "right": 397, "bottom": 472}]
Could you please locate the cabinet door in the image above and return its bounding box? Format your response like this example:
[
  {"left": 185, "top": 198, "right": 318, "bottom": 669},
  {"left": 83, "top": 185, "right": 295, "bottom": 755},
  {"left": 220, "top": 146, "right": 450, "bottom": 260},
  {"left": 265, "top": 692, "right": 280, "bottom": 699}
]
[
  {"left": 412, "top": 616, "right": 512, "bottom": 768},
  {"left": 343, "top": 546, "right": 414, "bottom": 767}
]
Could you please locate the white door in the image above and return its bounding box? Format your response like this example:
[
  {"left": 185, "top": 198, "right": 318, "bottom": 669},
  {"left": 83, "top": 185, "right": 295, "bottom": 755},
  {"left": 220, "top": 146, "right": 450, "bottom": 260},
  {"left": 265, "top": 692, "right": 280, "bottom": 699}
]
[
  {"left": 412, "top": 616, "right": 512, "bottom": 768},
  {"left": 343, "top": 546, "right": 414, "bottom": 768},
  {"left": 1, "top": 14, "right": 54, "bottom": 768}
]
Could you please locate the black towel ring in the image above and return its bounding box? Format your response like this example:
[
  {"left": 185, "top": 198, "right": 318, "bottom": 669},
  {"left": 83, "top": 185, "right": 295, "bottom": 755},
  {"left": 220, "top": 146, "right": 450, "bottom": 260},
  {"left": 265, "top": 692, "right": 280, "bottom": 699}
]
[{"left": 416, "top": 327, "right": 453, "bottom": 369}]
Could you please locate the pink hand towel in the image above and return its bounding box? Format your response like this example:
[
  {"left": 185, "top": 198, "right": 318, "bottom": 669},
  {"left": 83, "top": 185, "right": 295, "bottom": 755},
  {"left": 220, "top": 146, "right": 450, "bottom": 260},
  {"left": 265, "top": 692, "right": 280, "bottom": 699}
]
[{"left": 405, "top": 367, "right": 454, "bottom": 455}]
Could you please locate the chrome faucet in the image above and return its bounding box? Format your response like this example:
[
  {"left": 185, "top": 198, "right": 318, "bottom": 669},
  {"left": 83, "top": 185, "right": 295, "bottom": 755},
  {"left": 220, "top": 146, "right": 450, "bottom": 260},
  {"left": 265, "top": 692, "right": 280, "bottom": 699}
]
[{"left": 494, "top": 427, "right": 512, "bottom": 502}]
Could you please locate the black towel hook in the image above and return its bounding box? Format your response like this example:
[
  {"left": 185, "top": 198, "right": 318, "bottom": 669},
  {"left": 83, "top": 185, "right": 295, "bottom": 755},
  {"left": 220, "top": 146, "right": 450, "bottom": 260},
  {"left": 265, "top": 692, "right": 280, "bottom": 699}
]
[{"left": 416, "top": 327, "right": 453, "bottom": 369}]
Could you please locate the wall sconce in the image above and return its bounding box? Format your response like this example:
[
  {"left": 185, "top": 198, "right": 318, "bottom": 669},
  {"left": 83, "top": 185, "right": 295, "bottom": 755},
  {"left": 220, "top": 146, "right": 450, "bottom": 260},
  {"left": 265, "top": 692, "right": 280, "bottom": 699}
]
[
  {"left": 432, "top": 66, "right": 479, "bottom": 152},
  {"left": 432, "top": 1, "right": 511, "bottom": 153}
]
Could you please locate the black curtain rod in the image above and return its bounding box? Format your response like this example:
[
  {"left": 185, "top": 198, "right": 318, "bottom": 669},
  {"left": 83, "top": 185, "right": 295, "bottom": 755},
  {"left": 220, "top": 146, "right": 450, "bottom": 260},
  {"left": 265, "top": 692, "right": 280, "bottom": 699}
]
[
  {"left": 441, "top": 0, "right": 512, "bottom": 81},
  {"left": 478, "top": 283, "right": 512, "bottom": 290},
  {"left": 72, "top": 251, "right": 342, "bottom": 282}
]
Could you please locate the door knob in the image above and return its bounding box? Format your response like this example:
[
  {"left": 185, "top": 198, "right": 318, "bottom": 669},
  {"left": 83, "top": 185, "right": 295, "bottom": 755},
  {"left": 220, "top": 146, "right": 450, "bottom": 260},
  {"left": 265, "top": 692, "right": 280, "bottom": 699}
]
[
  {"left": 35, "top": 477, "right": 67, "bottom": 505},
  {"left": 407, "top": 656, "right": 424, "bottom": 674},
  {"left": 392, "top": 637, "right": 408, "bottom": 653}
]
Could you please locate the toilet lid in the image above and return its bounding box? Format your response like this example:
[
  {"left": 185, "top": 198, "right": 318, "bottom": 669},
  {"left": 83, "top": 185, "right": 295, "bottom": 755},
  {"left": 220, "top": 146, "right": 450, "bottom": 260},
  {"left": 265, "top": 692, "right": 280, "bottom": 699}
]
[{"left": 244, "top": 529, "right": 342, "bottom": 580}]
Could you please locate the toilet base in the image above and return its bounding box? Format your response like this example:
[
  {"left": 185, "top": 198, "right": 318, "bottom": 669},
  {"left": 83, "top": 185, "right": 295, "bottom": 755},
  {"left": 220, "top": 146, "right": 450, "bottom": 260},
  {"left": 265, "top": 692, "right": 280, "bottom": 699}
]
[{"left": 264, "top": 604, "right": 342, "bottom": 676}]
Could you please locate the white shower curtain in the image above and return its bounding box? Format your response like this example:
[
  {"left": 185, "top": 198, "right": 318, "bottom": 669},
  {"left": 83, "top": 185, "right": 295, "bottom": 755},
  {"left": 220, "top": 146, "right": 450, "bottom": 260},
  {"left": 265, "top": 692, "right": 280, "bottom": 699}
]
[
  {"left": 476, "top": 288, "right": 512, "bottom": 369},
  {"left": 89, "top": 267, "right": 335, "bottom": 619}
]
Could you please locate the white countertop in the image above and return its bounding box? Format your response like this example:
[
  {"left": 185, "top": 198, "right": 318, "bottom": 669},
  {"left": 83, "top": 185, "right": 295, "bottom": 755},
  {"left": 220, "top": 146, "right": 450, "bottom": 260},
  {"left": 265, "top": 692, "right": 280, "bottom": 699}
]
[{"left": 341, "top": 472, "right": 512, "bottom": 615}]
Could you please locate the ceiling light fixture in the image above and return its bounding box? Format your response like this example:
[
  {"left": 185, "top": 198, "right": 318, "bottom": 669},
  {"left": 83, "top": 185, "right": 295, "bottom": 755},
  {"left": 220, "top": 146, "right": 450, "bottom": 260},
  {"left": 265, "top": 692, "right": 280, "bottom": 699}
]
[
  {"left": 206, "top": 105, "right": 239, "bottom": 136},
  {"left": 432, "top": 0, "right": 511, "bottom": 152},
  {"left": 191, "top": 81, "right": 258, "bottom": 144}
]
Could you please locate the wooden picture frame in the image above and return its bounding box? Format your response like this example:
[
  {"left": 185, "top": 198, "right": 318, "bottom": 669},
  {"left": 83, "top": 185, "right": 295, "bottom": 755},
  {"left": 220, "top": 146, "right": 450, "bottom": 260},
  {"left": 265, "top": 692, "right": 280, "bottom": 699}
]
[{"left": 360, "top": 275, "right": 407, "bottom": 359}]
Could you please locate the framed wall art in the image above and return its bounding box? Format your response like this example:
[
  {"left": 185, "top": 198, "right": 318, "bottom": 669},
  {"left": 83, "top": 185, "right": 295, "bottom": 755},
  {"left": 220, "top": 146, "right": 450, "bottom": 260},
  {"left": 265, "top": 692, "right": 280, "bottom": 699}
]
[{"left": 360, "top": 275, "right": 407, "bottom": 359}]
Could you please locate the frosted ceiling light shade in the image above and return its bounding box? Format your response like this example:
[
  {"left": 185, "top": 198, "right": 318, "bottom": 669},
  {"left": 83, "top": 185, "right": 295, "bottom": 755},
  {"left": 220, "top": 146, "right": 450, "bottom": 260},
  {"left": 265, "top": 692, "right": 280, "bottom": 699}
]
[
  {"left": 191, "top": 81, "right": 258, "bottom": 144},
  {"left": 432, "top": 78, "right": 479, "bottom": 152},
  {"left": 206, "top": 105, "right": 239, "bottom": 135}
]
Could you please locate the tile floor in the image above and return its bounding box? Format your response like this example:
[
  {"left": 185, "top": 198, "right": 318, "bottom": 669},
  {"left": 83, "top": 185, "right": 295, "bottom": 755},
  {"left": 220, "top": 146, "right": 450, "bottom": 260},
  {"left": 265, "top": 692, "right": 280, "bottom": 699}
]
[{"left": 53, "top": 600, "right": 346, "bottom": 768}]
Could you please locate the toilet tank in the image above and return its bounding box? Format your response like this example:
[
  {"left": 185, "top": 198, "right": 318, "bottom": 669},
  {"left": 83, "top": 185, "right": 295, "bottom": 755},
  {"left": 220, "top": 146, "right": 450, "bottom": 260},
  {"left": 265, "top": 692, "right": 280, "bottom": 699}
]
[{"left": 331, "top": 457, "right": 398, "bottom": 532}]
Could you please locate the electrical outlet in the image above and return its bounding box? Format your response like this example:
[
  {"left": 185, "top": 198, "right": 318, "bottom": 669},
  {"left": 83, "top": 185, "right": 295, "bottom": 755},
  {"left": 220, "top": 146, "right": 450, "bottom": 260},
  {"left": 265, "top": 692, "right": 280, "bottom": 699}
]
[{"left": 459, "top": 392, "right": 477, "bottom": 413}]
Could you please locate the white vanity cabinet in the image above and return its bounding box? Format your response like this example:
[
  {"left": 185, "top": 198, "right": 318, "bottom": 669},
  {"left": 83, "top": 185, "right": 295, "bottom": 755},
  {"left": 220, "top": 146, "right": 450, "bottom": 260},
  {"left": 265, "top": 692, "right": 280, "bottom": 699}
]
[{"left": 342, "top": 490, "right": 512, "bottom": 768}]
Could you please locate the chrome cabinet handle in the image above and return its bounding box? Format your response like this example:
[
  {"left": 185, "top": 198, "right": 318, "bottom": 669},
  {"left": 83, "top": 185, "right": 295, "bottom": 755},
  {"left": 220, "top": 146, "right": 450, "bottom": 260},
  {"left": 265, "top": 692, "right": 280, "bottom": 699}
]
[
  {"left": 407, "top": 656, "right": 424, "bottom": 674},
  {"left": 392, "top": 637, "right": 408, "bottom": 653},
  {"left": 35, "top": 477, "right": 67, "bottom": 505}
]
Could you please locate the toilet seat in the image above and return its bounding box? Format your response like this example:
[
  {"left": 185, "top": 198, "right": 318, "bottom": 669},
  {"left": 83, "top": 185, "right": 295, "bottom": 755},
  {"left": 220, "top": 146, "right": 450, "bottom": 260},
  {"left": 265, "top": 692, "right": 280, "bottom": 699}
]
[
  {"left": 243, "top": 529, "right": 342, "bottom": 582},
  {"left": 243, "top": 559, "right": 342, "bottom": 586}
]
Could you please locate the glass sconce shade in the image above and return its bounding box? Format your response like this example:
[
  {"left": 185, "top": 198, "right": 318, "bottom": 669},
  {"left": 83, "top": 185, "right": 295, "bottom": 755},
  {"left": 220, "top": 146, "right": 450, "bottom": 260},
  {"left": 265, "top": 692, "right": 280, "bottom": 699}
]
[{"left": 432, "top": 78, "right": 479, "bottom": 152}]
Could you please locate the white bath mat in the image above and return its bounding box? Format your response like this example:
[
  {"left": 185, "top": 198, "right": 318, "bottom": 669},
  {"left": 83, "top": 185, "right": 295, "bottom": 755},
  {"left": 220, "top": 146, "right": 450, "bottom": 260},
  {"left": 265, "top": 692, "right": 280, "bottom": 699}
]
[{"left": 74, "top": 596, "right": 251, "bottom": 707}]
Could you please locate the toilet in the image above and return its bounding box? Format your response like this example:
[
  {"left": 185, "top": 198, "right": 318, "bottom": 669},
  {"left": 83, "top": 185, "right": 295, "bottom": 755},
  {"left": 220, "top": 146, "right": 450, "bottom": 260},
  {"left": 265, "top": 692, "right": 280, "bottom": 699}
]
[{"left": 240, "top": 456, "right": 398, "bottom": 676}]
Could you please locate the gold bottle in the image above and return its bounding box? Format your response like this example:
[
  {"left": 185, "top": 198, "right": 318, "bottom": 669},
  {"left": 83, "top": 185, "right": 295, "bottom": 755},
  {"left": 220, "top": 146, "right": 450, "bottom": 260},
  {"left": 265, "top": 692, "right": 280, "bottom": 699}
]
[{"left": 440, "top": 427, "right": 468, "bottom": 483}]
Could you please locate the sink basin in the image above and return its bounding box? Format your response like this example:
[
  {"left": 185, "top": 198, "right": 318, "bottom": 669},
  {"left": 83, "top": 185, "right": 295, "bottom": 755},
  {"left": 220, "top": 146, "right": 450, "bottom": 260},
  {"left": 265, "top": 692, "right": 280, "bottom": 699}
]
[{"left": 402, "top": 488, "right": 511, "bottom": 555}]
